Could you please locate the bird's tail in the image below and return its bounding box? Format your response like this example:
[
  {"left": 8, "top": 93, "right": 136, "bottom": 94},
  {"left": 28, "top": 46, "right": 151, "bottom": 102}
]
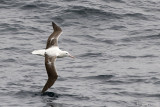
[{"left": 31, "top": 49, "right": 46, "bottom": 56}]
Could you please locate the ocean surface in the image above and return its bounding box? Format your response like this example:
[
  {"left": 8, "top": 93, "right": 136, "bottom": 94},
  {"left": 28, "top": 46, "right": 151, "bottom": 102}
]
[{"left": 0, "top": 0, "right": 160, "bottom": 107}]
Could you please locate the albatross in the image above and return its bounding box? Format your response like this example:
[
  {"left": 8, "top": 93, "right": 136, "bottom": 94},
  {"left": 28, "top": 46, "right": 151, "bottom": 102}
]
[{"left": 32, "top": 22, "right": 74, "bottom": 93}]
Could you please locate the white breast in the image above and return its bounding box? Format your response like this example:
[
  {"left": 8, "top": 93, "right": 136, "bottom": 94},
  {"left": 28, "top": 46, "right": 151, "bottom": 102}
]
[{"left": 45, "top": 46, "right": 61, "bottom": 57}]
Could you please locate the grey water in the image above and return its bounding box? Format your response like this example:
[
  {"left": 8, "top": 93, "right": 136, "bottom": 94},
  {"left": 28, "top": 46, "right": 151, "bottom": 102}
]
[{"left": 0, "top": 0, "right": 160, "bottom": 107}]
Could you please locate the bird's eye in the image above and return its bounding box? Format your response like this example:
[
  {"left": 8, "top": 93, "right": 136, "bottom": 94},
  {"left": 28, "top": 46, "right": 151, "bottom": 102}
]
[{"left": 66, "top": 53, "right": 67, "bottom": 54}]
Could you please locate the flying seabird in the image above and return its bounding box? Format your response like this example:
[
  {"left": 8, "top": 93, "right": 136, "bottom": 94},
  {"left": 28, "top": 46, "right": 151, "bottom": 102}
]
[{"left": 32, "top": 22, "right": 74, "bottom": 93}]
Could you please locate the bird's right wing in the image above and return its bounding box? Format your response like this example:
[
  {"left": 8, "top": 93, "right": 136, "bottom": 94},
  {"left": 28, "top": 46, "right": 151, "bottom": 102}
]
[{"left": 42, "top": 54, "right": 58, "bottom": 93}]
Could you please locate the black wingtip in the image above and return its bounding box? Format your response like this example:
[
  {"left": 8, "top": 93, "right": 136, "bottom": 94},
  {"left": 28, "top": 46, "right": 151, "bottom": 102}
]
[
  {"left": 52, "top": 22, "right": 56, "bottom": 26},
  {"left": 52, "top": 22, "right": 62, "bottom": 31}
]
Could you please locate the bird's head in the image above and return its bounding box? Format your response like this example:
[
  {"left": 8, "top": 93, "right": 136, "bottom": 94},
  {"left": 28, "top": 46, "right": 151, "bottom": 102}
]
[{"left": 59, "top": 51, "right": 74, "bottom": 58}]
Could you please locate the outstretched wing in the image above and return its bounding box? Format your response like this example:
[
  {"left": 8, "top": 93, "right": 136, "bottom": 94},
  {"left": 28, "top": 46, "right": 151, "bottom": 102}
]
[
  {"left": 46, "top": 22, "right": 62, "bottom": 49},
  {"left": 42, "top": 54, "right": 58, "bottom": 93}
]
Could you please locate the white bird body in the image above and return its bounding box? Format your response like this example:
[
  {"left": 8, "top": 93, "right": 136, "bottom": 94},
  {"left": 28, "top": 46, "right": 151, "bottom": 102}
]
[{"left": 46, "top": 46, "right": 61, "bottom": 57}]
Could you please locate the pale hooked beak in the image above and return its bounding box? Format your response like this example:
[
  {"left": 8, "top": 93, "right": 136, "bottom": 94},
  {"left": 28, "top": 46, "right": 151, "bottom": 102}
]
[{"left": 69, "top": 54, "right": 75, "bottom": 58}]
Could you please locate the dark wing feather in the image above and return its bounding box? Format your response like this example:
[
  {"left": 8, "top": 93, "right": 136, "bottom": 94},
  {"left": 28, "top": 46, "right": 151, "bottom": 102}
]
[
  {"left": 46, "top": 22, "right": 62, "bottom": 49},
  {"left": 42, "top": 54, "right": 58, "bottom": 93}
]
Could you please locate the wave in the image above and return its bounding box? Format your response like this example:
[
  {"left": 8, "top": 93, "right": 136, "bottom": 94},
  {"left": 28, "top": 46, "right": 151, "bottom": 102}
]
[
  {"left": 119, "top": 55, "right": 158, "bottom": 59},
  {"left": 64, "top": 6, "right": 122, "bottom": 20},
  {"left": 21, "top": 4, "right": 39, "bottom": 9},
  {"left": 79, "top": 52, "right": 103, "bottom": 57},
  {"left": 2, "top": 58, "right": 16, "bottom": 63},
  {"left": 14, "top": 90, "right": 59, "bottom": 98},
  {"left": 119, "top": 91, "right": 160, "bottom": 98},
  {"left": 14, "top": 90, "right": 41, "bottom": 98},
  {"left": 119, "top": 54, "right": 158, "bottom": 59},
  {"left": 103, "top": 0, "right": 125, "bottom": 3},
  {"left": 61, "top": 93, "right": 90, "bottom": 100},
  {"left": 0, "top": 47, "right": 19, "bottom": 51},
  {"left": 63, "top": 5, "right": 149, "bottom": 21},
  {"left": 123, "top": 13, "right": 148, "bottom": 20},
  {"left": 86, "top": 74, "right": 114, "bottom": 80},
  {"left": 101, "top": 39, "right": 115, "bottom": 44},
  {"left": 109, "top": 25, "right": 126, "bottom": 30},
  {"left": 119, "top": 55, "right": 137, "bottom": 59},
  {"left": 121, "top": 33, "right": 160, "bottom": 42}
]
